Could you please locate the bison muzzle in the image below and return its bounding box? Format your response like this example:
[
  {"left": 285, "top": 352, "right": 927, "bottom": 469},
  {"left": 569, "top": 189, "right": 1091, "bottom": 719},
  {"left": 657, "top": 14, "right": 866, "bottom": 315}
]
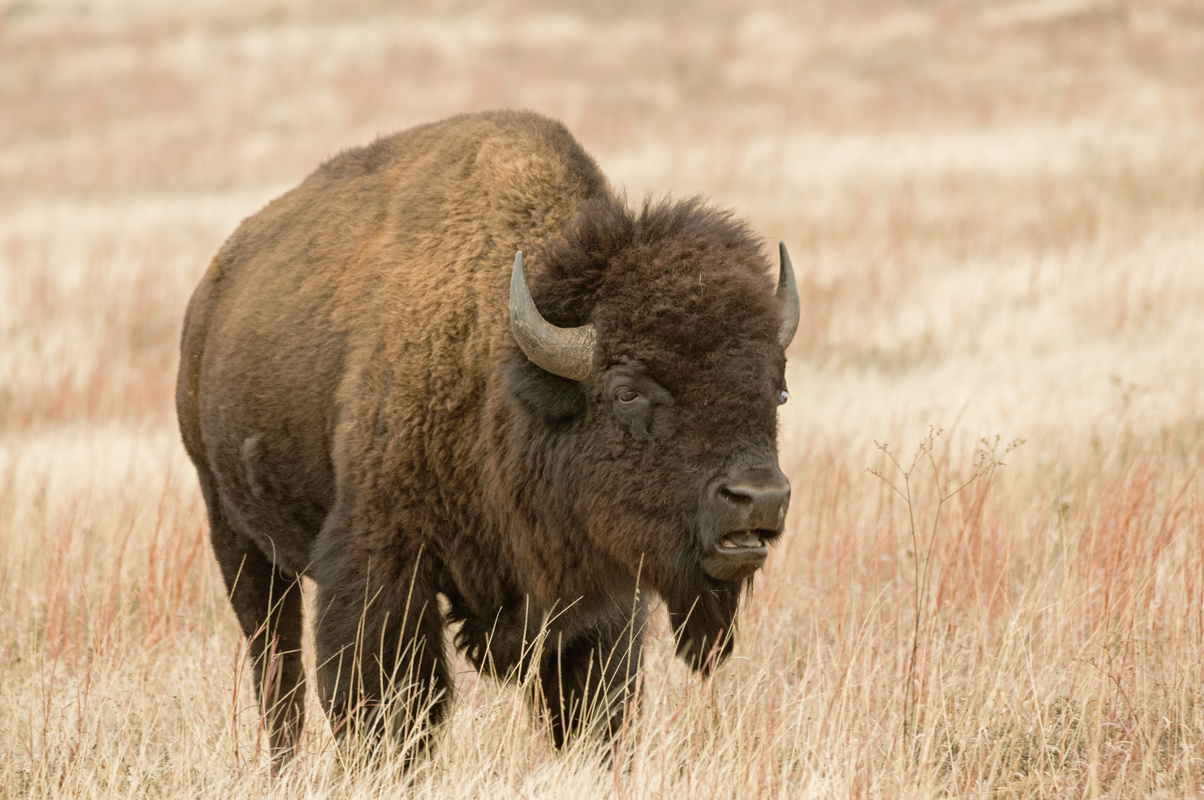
[{"left": 176, "top": 109, "right": 799, "bottom": 761}]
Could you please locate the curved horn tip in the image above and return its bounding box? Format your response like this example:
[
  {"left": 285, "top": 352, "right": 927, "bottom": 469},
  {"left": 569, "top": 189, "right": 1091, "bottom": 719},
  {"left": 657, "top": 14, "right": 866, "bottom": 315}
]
[{"left": 776, "top": 241, "right": 801, "bottom": 349}]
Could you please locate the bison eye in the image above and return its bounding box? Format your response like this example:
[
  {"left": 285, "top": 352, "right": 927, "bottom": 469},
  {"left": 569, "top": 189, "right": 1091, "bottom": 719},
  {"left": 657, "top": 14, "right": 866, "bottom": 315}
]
[
  {"left": 603, "top": 364, "right": 667, "bottom": 441},
  {"left": 777, "top": 389, "right": 789, "bottom": 406}
]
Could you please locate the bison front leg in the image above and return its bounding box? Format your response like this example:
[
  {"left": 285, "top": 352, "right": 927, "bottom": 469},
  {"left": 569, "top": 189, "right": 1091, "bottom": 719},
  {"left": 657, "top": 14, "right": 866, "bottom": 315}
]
[
  {"left": 311, "top": 547, "right": 451, "bottom": 758},
  {"left": 538, "top": 597, "right": 648, "bottom": 749}
]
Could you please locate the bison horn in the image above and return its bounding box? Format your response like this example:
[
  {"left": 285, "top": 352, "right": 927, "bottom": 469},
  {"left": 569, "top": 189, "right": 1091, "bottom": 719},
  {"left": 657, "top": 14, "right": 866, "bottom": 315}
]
[
  {"left": 509, "top": 251, "right": 597, "bottom": 381},
  {"left": 777, "top": 241, "right": 800, "bottom": 348}
]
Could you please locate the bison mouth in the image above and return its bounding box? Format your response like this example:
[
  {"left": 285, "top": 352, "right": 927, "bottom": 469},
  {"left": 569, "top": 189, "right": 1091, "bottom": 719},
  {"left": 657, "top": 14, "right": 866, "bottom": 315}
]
[{"left": 702, "top": 528, "right": 777, "bottom": 582}]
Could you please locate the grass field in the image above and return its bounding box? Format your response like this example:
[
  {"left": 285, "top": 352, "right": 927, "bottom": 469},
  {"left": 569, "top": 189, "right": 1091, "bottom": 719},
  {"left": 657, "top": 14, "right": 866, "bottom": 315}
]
[{"left": 3, "top": 0, "right": 1204, "bottom": 796}]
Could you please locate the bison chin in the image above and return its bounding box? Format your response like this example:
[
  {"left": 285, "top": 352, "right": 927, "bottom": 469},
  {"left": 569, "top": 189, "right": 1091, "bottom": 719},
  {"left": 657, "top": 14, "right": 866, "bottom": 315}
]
[{"left": 663, "top": 573, "right": 749, "bottom": 673}]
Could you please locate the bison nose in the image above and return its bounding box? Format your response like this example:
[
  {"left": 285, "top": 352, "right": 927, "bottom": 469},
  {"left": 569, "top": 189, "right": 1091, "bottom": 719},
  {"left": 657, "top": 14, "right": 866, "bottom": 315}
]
[
  {"left": 715, "top": 466, "right": 791, "bottom": 532},
  {"left": 703, "top": 465, "right": 790, "bottom": 582}
]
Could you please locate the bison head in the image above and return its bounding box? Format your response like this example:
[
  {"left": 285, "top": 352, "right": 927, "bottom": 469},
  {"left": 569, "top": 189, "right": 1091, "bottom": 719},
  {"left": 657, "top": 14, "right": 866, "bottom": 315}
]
[{"left": 504, "top": 197, "right": 798, "bottom": 669}]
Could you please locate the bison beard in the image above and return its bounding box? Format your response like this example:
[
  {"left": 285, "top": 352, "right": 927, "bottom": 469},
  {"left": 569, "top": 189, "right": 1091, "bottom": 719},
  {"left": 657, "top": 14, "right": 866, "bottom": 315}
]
[{"left": 176, "top": 110, "right": 797, "bottom": 764}]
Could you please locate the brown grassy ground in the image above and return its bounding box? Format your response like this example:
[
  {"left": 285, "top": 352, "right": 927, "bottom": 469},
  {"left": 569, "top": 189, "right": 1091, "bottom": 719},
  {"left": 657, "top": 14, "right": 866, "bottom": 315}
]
[{"left": 3, "top": 0, "right": 1204, "bottom": 796}]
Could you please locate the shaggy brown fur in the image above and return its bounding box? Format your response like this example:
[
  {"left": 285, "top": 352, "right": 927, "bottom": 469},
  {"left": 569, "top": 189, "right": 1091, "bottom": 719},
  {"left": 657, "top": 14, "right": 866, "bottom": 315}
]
[{"left": 176, "top": 109, "right": 792, "bottom": 759}]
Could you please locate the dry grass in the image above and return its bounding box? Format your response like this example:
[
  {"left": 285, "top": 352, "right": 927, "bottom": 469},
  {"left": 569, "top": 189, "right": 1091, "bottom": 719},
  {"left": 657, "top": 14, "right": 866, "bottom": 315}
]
[{"left": 3, "top": 0, "right": 1204, "bottom": 796}]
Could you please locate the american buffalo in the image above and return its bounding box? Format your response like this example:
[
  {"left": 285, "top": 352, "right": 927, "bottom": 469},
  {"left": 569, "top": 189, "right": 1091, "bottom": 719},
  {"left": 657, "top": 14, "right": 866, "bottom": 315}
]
[{"left": 176, "top": 109, "right": 798, "bottom": 759}]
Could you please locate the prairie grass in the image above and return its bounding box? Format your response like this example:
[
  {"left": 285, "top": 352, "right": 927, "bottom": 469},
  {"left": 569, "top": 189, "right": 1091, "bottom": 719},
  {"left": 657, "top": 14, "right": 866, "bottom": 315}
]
[{"left": 2, "top": 0, "right": 1203, "bottom": 797}]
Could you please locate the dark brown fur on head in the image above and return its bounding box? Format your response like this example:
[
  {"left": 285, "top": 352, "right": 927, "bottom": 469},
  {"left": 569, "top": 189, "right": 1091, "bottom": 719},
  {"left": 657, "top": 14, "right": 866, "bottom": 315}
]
[{"left": 502, "top": 194, "right": 786, "bottom": 666}]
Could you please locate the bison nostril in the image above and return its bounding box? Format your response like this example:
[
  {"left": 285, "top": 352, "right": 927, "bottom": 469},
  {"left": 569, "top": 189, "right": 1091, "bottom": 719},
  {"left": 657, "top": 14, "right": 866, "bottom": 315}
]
[
  {"left": 718, "top": 482, "right": 789, "bottom": 509},
  {"left": 719, "top": 487, "right": 753, "bottom": 506}
]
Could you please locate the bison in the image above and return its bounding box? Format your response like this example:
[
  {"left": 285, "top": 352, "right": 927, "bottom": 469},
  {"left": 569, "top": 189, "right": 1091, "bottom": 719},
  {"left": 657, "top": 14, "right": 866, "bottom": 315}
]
[{"left": 176, "top": 109, "right": 798, "bottom": 759}]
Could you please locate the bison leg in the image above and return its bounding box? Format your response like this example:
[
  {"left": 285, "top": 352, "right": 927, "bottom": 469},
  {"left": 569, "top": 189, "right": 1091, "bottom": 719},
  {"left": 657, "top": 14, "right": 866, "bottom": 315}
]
[
  {"left": 311, "top": 547, "right": 451, "bottom": 757},
  {"left": 207, "top": 510, "right": 306, "bottom": 762},
  {"left": 538, "top": 596, "right": 648, "bottom": 749}
]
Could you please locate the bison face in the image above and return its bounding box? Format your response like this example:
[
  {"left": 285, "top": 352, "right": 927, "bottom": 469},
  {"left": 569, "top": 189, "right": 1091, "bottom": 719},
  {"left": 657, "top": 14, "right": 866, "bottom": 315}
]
[
  {"left": 504, "top": 199, "right": 798, "bottom": 667},
  {"left": 599, "top": 357, "right": 790, "bottom": 584}
]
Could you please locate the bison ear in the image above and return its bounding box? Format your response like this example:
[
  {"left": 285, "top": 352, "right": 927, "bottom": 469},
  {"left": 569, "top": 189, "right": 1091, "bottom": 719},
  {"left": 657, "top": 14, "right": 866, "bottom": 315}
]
[{"left": 503, "top": 352, "right": 587, "bottom": 424}]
